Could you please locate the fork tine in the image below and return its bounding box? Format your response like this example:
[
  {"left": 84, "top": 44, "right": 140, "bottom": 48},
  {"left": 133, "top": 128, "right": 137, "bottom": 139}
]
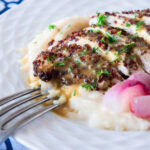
[
  {"left": 1, "top": 96, "right": 51, "bottom": 128},
  {"left": 0, "top": 87, "right": 40, "bottom": 106},
  {"left": 0, "top": 92, "right": 42, "bottom": 116},
  {"left": 0, "top": 103, "right": 59, "bottom": 144},
  {"left": 14, "top": 103, "right": 58, "bottom": 128}
]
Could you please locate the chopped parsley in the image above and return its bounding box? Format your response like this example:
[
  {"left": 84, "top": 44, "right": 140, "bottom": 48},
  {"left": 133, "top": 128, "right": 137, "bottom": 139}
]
[
  {"left": 110, "top": 51, "right": 121, "bottom": 64},
  {"left": 72, "top": 90, "right": 76, "bottom": 96},
  {"left": 129, "top": 56, "right": 136, "bottom": 60},
  {"left": 117, "top": 31, "right": 122, "bottom": 37},
  {"left": 92, "top": 47, "right": 100, "bottom": 54},
  {"left": 110, "top": 52, "right": 121, "bottom": 64},
  {"left": 48, "top": 24, "right": 56, "bottom": 30},
  {"left": 96, "top": 11, "right": 99, "bottom": 15},
  {"left": 105, "top": 50, "right": 109, "bottom": 55},
  {"left": 33, "top": 41, "right": 37, "bottom": 44},
  {"left": 96, "top": 14, "right": 108, "bottom": 26},
  {"left": 88, "top": 29, "right": 100, "bottom": 33},
  {"left": 101, "top": 37, "right": 105, "bottom": 43},
  {"left": 107, "top": 87, "right": 110, "bottom": 90},
  {"left": 54, "top": 61, "right": 65, "bottom": 66},
  {"left": 66, "top": 24, "right": 71, "bottom": 29},
  {"left": 94, "top": 29, "right": 101, "bottom": 33},
  {"left": 95, "top": 69, "right": 110, "bottom": 78},
  {"left": 110, "top": 58, "right": 119, "bottom": 64},
  {"left": 125, "top": 23, "right": 131, "bottom": 27},
  {"left": 60, "top": 31, "right": 64, "bottom": 34},
  {"left": 105, "top": 32, "right": 117, "bottom": 43},
  {"left": 116, "top": 27, "right": 123, "bottom": 30},
  {"left": 134, "top": 13, "right": 138, "bottom": 18},
  {"left": 81, "top": 83, "right": 95, "bottom": 91},
  {"left": 68, "top": 67, "right": 72, "bottom": 73},
  {"left": 81, "top": 49, "right": 87, "bottom": 56},
  {"left": 129, "top": 34, "right": 139, "bottom": 40},
  {"left": 88, "top": 29, "right": 94, "bottom": 33},
  {"left": 119, "top": 43, "right": 134, "bottom": 54},
  {"left": 97, "top": 64, "right": 101, "bottom": 68},
  {"left": 48, "top": 56, "right": 55, "bottom": 62},
  {"left": 75, "top": 60, "right": 81, "bottom": 66},
  {"left": 136, "top": 21, "right": 144, "bottom": 30}
]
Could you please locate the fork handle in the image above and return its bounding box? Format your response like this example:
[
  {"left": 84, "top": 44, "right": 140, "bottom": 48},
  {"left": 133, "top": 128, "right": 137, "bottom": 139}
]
[{"left": 0, "top": 104, "right": 58, "bottom": 144}]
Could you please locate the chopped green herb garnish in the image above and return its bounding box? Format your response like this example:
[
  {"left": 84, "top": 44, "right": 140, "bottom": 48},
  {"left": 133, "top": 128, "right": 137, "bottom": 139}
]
[
  {"left": 105, "top": 32, "right": 117, "bottom": 43},
  {"left": 101, "top": 37, "right": 105, "bottom": 43},
  {"left": 66, "top": 24, "right": 71, "bottom": 29},
  {"left": 96, "top": 11, "right": 99, "bottom": 15},
  {"left": 95, "top": 70, "right": 103, "bottom": 78},
  {"left": 95, "top": 69, "right": 110, "bottom": 78},
  {"left": 75, "top": 60, "right": 81, "bottom": 66},
  {"left": 105, "top": 50, "right": 109, "bottom": 55},
  {"left": 76, "top": 54, "right": 79, "bottom": 57},
  {"left": 134, "top": 13, "right": 138, "bottom": 18},
  {"left": 117, "top": 31, "right": 122, "bottom": 37},
  {"left": 48, "top": 56, "right": 55, "bottom": 62},
  {"left": 81, "top": 83, "right": 95, "bottom": 91},
  {"left": 107, "top": 87, "right": 110, "bottom": 90},
  {"left": 110, "top": 57, "right": 121, "bottom": 63},
  {"left": 92, "top": 47, "right": 99, "bottom": 51},
  {"left": 54, "top": 61, "right": 65, "bottom": 66},
  {"left": 136, "top": 21, "right": 144, "bottom": 30},
  {"left": 103, "top": 70, "right": 110, "bottom": 77},
  {"left": 110, "top": 51, "right": 121, "bottom": 64},
  {"left": 97, "top": 64, "right": 101, "bottom": 68},
  {"left": 119, "top": 43, "right": 134, "bottom": 54},
  {"left": 72, "top": 90, "right": 76, "bottom": 96},
  {"left": 116, "top": 27, "right": 122, "bottom": 30},
  {"left": 110, "top": 58, "right": 118, "bottom": 64},
  {"left": 96, "top": 14, "right": 108, "bottom": 26},
  {"left": 88, "top": 29, "right": 101, "bottom": 33},
  {"left": 92, "top": 47, "right": 100, "bottom": 54},
  {"left": 68, "top": 67, "right": 72, "bottom": 73},
  {"left": 94, "top": 29, "right": 101, "bottom": 33},
  {"left": 115, "top": 51, "right": 121, "bottom": 58},
  {"left": 33, "top": 41, "right": 37, "bottom": 44},
  {"left": 129, "top": 34, "right": 139, "bottom": 40},
  {"left": 125, "top": 23, "right": 131, "bottom": 27},
  {"left": 81, "top": 49, "right": 87, "bottom": 56},
  {"left": 88, "top": 29, "right": 94, "bottom": 33},
  {"left": 60, "top": 32, "right": 64, "bottom": 34},
  {"left": 129, "top": 56, "right": 136, "bottom": 60},
  {"left": 48, "top": 24, "right": 56, "bottom": 30}
]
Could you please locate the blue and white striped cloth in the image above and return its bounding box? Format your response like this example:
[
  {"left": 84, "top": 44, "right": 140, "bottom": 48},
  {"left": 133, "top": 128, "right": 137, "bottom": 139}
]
[
  {"left": 0, "top": 137, "right": 29, "bottom": 150},
  {"left": 0, "top": 1, "right": 30, "bottom": 149}
]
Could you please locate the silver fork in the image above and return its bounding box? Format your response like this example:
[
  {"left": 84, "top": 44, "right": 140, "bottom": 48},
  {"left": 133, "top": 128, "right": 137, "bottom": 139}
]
[{"left": 0, "top": 87, "right": 60, "bottom": 144}]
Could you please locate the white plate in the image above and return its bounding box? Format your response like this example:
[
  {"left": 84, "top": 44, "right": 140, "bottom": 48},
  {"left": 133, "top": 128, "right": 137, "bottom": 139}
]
[{"left": 0, "top": 0, "right": 150, "bottom": 149}]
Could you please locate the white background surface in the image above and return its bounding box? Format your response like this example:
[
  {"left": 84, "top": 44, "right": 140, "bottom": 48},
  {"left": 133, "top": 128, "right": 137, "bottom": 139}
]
[{"left": 0, "top": 0, "right": 150, "bottom": 149}]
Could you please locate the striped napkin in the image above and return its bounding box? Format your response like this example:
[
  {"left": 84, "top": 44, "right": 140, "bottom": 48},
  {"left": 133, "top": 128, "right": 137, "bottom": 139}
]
[
  {"left": 0, "top": 1, "right": 30, "bottom": 150},
  {"left": 0, "top": 137, "right": 29, "bottom": 150}
]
